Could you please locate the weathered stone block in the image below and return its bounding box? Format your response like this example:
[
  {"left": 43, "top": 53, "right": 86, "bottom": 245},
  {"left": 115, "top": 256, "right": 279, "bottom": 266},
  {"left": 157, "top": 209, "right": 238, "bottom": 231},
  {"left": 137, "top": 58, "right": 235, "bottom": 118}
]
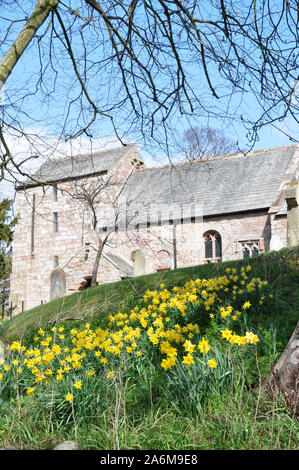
[
  {"left": 284, "top": 181, "right": 299, "bottom": 248},
  {"left": 50, "top": 268, "right": 66, "bottom": 301}
]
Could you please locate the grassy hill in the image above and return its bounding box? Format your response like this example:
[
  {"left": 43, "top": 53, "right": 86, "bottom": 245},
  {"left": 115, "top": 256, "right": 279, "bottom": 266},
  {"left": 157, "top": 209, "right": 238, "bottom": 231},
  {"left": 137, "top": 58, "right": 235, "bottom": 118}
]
[
  {"left": 0, "top": 246, "right": 298, "bottom": 450},
  {"left": 2, "top": 246, "right": 299, "bottom": 343}
]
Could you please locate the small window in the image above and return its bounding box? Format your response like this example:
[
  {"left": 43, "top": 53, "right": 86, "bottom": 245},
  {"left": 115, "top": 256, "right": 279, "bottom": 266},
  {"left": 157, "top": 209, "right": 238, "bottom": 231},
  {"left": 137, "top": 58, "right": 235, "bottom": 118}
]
[
  {"left": 54, "top": 256, "right": 59, "bottom": 268},
  {"left": 240, "top": 240, "right": 260, "bottom": 259},
  {"left": 84, "top": 248, "right": 90, "bottom": 261},
  {"left": 203, "top": 231, "right": 222, "bottom": 263},
  {"left": 53, "top": 185, "right": 58, "bottom": 202},
  {"left": 53, "top": 212, "right": 58, "bottom": 233}
]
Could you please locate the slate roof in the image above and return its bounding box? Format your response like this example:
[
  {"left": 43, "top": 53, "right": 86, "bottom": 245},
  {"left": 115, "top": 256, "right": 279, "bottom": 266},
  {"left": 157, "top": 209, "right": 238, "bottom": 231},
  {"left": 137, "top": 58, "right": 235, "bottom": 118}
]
[
  {"left": 120, "top": 145, "right": 298, "bottom": 221},
  {"left": 18, "top": 145, "right": 137, "bottom": 187}
]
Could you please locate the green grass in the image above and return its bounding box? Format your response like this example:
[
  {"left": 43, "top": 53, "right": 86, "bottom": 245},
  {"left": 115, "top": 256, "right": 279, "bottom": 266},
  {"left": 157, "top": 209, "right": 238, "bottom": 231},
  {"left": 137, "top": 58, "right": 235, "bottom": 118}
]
[
  {"left": 0, "top": 246, "right": 298, "bottom": 450},
  {"left": 3, "top": 246, "right": 299, "bottom": 343}
]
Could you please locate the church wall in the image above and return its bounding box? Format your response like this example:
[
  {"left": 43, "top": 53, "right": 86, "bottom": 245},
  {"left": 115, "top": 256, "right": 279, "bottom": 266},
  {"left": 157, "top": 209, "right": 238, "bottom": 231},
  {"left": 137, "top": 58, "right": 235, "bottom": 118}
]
[
  {"left": 269, "top": 214, "right": 288, "bottom": 251},
  {"left": 97, "top": 209, "right": 276, "bottom": 281},
  {"left": 10, "top": 181, "right": 287, "bottom": 315},
  {"left": 10, "top": 182, "right": 90, "bottom": 313},
  {"left": 9, "top": 149, "right": 139, "bottom": 315}
]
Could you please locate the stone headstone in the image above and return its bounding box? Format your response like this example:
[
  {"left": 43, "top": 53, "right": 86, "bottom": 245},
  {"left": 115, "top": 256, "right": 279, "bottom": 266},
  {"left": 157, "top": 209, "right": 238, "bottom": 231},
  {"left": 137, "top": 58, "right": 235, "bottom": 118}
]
[
  {"left": 0, "top": 447, "right": 18, "bottom": 450},
  {"left": 130, "top": 250, "right": 146, "bottom": 277},
  {"left": 0, "top": 340, "right": 6, "bottom": 361},
  {"left": 53, "top": 441, "right": 80, "bottom": 450},
  {"left": 50, "top": 268, "right": 66, "bottom": 301}
]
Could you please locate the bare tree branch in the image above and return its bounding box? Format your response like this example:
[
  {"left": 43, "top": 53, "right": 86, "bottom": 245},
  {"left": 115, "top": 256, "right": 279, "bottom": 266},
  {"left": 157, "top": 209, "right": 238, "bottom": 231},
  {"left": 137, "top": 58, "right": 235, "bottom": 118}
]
[
  {"left": 0, "top": 0, "right": 298, "bottom": 185},
  {"left": 0, "top": 0, "right": 58, "bottom": 88}
]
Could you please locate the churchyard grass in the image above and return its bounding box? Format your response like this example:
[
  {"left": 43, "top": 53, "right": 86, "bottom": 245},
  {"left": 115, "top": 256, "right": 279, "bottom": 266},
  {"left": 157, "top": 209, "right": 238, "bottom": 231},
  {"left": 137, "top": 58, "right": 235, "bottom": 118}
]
[{"left": 0, "top": 247, "right": 298, "bottom": 450}]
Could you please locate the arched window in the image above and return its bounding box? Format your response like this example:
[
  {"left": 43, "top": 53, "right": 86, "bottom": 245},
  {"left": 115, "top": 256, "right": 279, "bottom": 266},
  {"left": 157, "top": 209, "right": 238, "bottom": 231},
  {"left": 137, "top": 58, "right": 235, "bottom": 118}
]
[{"left": 203, "top": 231, "right": 222, "bottom": 263}]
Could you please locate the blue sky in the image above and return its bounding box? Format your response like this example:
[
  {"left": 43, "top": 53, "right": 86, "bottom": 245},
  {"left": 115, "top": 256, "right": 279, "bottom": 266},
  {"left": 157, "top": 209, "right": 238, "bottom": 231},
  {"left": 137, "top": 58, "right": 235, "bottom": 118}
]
[{"left": 0, "top": 1, "right": 298, "bottom": 200}]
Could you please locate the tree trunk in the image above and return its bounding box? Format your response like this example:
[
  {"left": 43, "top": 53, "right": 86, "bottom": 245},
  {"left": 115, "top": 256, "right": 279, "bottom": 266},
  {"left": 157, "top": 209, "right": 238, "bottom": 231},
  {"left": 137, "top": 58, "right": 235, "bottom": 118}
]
[
  {"left": 90, "top": 238, "right": 106, "bottom": 287},
  {"left": 263, "top": 319, "right": 299, "bottom": 415},
  {"left": 0, "top": 0, "right": 58, "bottom": 88}
]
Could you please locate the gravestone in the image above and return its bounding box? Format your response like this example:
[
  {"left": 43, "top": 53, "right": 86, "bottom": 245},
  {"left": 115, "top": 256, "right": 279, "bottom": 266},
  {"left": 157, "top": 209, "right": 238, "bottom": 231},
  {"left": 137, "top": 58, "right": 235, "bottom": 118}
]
[
  {"left": 50, "top": 268, "right": 66, "bottom": 301},
  {"left": 130, "top": 250, "right": 146, "bottom": 277},
  {"left": 0, "top": 340, "right": 5, "bottom": 361},
  {"left": 53, "top": 440, "right": 81, "bottom": 450}
]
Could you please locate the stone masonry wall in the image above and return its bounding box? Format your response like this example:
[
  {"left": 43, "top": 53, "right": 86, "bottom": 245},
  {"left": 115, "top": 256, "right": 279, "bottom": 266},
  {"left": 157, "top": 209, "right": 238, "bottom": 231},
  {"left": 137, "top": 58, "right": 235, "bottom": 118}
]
[
  {"left": 9, "top": 148, "right": 141, "bottom": 314},
  {"left": 10, "top": 152, "right": 288, "bottom": 315},
  {"left": 106, "top": 209, "right": 278, "bottom": 278}
]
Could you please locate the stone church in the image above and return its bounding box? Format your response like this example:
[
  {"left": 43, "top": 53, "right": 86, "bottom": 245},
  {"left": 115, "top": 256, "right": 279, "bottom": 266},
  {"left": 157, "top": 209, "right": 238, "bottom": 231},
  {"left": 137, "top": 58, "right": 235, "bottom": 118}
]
[{"left": 9, "top": 143, "right": 299, "bottom": 314}]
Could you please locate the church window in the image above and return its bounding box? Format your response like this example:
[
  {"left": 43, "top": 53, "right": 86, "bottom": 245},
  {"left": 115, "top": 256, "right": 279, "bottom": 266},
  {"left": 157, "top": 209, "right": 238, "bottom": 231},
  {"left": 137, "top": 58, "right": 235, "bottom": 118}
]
[
  {"left": 54, "top": 256, "right": 59, "bottom": 268},
  {"left": 53, "top": 212, "right": 58, "bottom": 232},
  {"left": 84, "top": 248, "right": 90, "bottom": 261},
  {"left": 240, "top": 240, "right": 260, "bottom": 258},
  {"left": 203, "top": 231, "right": 222, "bottom": 263},
  {"left": 84, "top": 242, "right": 90, "bottom": 261},
  {"left": 53, "top": 185, "right": 58, "bottom": 202}
]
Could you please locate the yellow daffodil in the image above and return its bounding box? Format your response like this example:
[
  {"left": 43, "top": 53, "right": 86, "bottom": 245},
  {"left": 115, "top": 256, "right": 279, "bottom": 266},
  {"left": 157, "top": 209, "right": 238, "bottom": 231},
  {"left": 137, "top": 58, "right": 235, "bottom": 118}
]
[
  {"left": 198, "top": 337, "right": 210, "bottom": 354},
  {"left": 182, "top": 353, "right": 194, "bottom": 366},
  {"left": 65, "top": 393, "right": 73, "bottom": 402},
  {"left": 208, "top": 358, "right": 217, "bottom": 368}
]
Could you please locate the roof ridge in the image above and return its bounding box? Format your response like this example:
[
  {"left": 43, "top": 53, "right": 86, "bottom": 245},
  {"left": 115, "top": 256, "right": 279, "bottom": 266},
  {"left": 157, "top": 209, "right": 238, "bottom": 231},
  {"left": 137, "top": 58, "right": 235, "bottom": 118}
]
[
  {"left": 135, "top": 143, "right": 299, "bottom": 174},
  {"left": 39, "top": 144, "right": 136, "bottom": 166}
]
